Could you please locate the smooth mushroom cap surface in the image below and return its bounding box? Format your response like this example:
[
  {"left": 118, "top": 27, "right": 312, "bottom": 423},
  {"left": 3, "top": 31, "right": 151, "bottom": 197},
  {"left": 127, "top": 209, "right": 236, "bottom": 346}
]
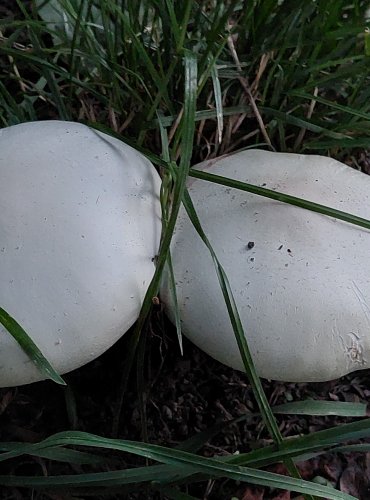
[
  {"left": 0, "top": 120, "right": 161, "bottom": 387},
  {"left": 161, "top": 150, "right": 370, "bottom": 382}
]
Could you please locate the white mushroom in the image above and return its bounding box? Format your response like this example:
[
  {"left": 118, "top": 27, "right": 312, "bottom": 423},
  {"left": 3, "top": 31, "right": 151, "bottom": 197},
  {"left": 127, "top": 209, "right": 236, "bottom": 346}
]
[
  {"left": 161, "top": 150, "right": 370, "bottom": 382},
  {"left": 0, "top": 121, "right": 161, "bottom": 387}
]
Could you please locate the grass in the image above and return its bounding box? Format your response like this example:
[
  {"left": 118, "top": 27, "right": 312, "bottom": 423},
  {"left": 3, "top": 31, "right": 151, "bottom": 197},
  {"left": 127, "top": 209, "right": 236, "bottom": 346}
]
[{"left": 0, "top": 0, "right": 370, "bottom": 498}]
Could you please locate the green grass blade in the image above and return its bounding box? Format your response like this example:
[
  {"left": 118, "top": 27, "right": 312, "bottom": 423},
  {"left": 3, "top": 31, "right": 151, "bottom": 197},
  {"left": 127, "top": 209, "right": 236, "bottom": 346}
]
[
  {"left": 365, "top": 28, "right": 370, "bottom": 56},
  {"left": 176, "top": 0, "right": 193, "bottom": 54},
  {"left": 149, "top": 104, "right": 251, "bottom": 129},
  {"left": 181, "top": 191, "right": 277, "bottom": 436},
  {"left": 231, "top": 417, "right": 370, "bottom": 468},
  {"left": 157, "top": 114, "right": 183, "bottom": 354},
  {"left": 0, "top": 307, "right": 65, "bottom": 385},
  {"left": 181, "top": 190, "right": 307, "bottom": 491},
  {"left": 112, "top": 51, "right": 198, "bottom": 434},
  {"left": 288, "top": 90, "right": 370, "bottom": 120},
  {"left": 334, "top": 444, "right": 370, "bottom": 453},
  {"left": 189, "top": 168, "right": 370, "bottom": 230},
  {"left": 304, "top": 138, "right": 370, "bottom": 150},
  {"left": 261, "top": 107, "right": 351, "bottom": 140},
  {"left": 0, "top": 443, "right": 105, "bottom": 465},
  {"left": 0, "top": 431, "right": 356, "bottom": 499},
  {"left": 0, "top": 463, "right": 177, "bottom": 488},
  {"left": 210, "top": 57, "right": 223, "bottom": 143},
  {"left": 272, "top": 400, "right": 367, "bottom": 417}
]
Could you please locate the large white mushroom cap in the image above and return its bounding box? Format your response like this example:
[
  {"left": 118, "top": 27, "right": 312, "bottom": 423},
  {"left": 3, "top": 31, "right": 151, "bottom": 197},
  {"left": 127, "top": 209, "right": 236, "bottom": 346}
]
[
  {"left": 161, "top": 150, "right": 370, "bottom": 382},
  {"left": 0, "top": 120, "right": 161, "bottom": 387}
]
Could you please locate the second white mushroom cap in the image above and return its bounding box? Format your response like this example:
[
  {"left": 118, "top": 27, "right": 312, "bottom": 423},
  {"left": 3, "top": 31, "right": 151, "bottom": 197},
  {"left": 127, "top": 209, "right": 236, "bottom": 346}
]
[{"left": 161, "top": 150, "right": 370, "bottom": 382}]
